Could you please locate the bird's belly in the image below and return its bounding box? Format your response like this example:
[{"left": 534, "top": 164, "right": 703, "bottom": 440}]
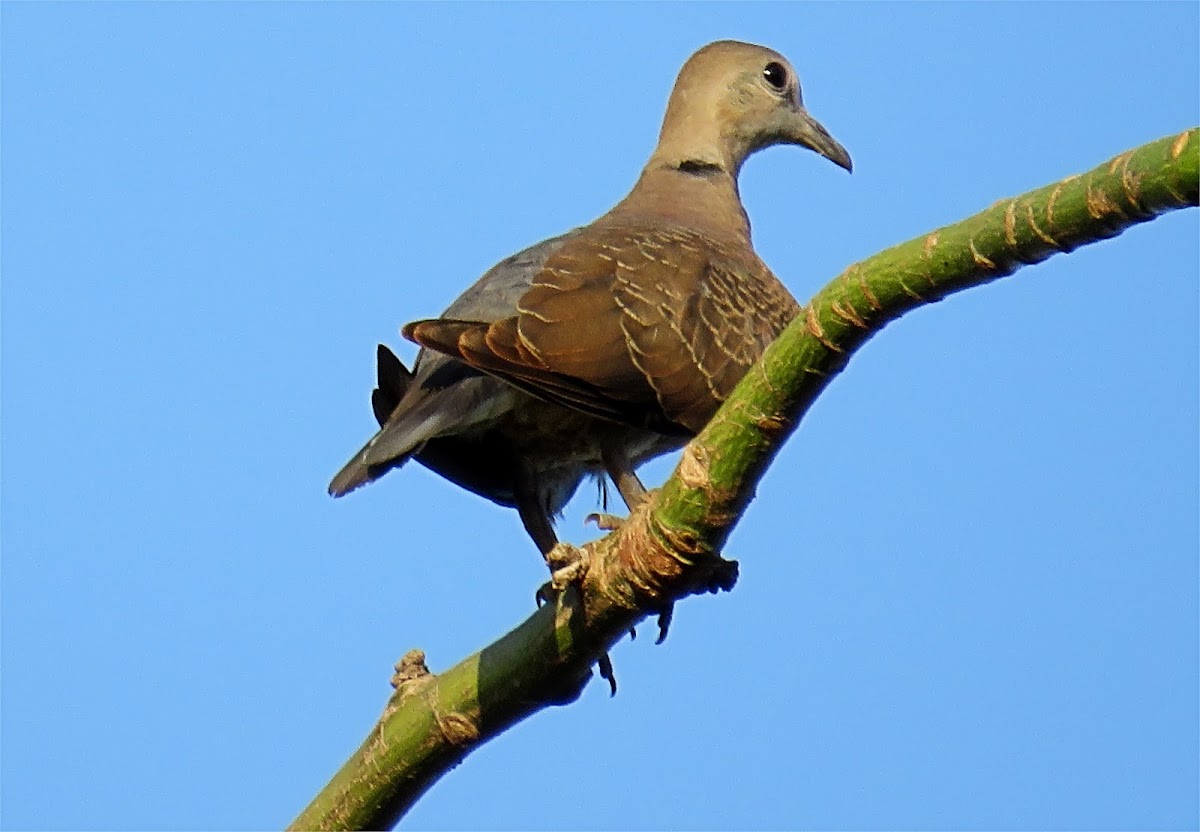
[
  {"left": 498, "top": 397, "right": 683, "bottom": 468},
  {"left": 483, "top": 395, "right": 686, "bottom": 515}
]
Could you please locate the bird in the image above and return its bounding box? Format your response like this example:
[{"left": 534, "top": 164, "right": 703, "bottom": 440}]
[{"left": 329, "top": 39, "right": 851, "bottom": 568}]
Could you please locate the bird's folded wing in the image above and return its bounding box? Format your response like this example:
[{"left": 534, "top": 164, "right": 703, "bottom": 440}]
[{"left": 404, "top": 228, "right": 801, "bottom": 435}]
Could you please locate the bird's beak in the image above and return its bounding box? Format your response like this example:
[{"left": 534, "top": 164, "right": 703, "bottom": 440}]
[{"left": 784, "top": 107, "right": 852, "bottom": 173}]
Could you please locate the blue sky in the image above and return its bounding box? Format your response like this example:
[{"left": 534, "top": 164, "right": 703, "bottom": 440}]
[{"left": 2, "top": 3, "right": 1197, "bottom": 830}]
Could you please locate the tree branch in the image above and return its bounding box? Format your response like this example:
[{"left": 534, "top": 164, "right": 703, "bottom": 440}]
[{"left": 290, "top": 128, "right": 1198, "bottom": 832}]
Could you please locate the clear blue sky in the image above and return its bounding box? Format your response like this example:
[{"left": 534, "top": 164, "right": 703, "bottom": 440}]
[{"left": 3, "top": 4, "right": 1197, "bottom": 830}]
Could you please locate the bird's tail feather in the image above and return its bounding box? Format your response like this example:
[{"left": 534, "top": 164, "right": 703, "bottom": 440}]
[
  {"left": 328, "top": 439, "right": 414, "bottom": 497},
  {"left": 329, "top": 344, "right": 416, "bottom": 497}
]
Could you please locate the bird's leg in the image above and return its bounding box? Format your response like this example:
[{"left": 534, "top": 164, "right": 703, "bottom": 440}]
[
  {"left": 592, "top": 450, "right": 675, "bottom": 643},
  {"left": 515, "top": 479, "right": 615, "bottom": 695},
  {"left": 516, "top": 485, "right": 587, "bottom": 599},
  {"left": 609, "top": 461, "right": 649, "bottom": 509},
  {"left": 515, "top": 484, "right": 560, "bottom": 559},
  {"left": 587, "top": 449, "right": 649, "bottom": 530},
  {"left": 515, "top": 470, "right": 589, "bottom": 599}
]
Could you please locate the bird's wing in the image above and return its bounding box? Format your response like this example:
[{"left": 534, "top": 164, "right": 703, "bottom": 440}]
[
  {"left": 328, "top": 234, "right": 581, "bottom": 498},
  {"left": 405, "top": 226, "right": 801, "bottom": 435}
]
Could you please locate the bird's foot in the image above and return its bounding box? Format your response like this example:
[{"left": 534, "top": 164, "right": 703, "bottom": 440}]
[
  {"left": 548, "top": 542, "right": 590, "bottom": 591},
  {"left": 585, "top": 512, "right": 625, "bottom": 532},
  {"left": 535, "top": 542, "right": 591, "bottom": 606},
  {"left": 640, "top": 556, "right": 735, "bottom": 640},
  {"left": 531, "top": 544, "right": 618, "bottom": 697},
  {"left": 585, "top": 511, "right": 675, "bottom": 644},
  {"left": 705, "top": 556, "right": 740, "bottom": 594}
]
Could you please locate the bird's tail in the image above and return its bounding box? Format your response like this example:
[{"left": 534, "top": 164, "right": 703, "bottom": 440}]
[
  {"left": 328, "top": 344, "right": 416, "bottom": 497},
  {"left": 328, "top": 438, "right": 412, "bottom": 497},
  {"left": 370, "top": 343, "right": 410, "bottom": 427}
]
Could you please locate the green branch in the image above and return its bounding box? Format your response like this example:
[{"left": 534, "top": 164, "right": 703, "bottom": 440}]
[{"left": 290, "top": 129, "right": 1198, "bottom": 831}]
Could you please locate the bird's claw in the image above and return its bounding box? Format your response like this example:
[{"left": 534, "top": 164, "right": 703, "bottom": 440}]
[
  {"left": 585, "top": 512, "right": 625, "bottom": 532},
  {"left": 597, "top": 653, "right": 617, "bottom": 696},
  {"left": 655, "top": 603, "right": 674, "bottom": 644}
]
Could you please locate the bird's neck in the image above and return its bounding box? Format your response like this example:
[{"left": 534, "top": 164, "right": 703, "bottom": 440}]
[{"left": 602, "top": 162, "right": 752, "bottom": 246}]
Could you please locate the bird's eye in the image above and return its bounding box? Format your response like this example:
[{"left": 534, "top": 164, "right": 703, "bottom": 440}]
[{"left": 762, "top": 61, "right": 788, "bottom": 91}]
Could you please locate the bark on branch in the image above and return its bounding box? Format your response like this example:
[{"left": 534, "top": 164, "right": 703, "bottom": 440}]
[{"left": 290, "top": 128, "right": 1199, "bottom": 832}]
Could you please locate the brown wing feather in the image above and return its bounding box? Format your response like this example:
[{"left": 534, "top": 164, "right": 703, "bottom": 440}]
[
  {"left": 404, "top": 317, "right": 649, "bottom": 425},
  {"left": 610, "top": 228, "right": 801, "bottom": 432},
  {"left": 404, "top": 226, "right": 800, "bottom": 435}
]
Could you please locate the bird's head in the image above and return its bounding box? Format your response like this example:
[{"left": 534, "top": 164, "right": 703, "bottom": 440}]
[{"left": 652, "top": 40, "right": 852, "bottom": 177}]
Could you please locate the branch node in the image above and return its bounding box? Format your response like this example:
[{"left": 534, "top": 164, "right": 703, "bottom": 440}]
[
  {"left": 1108, "top": 151, "right": 1133, "bottom": 175},
  {"left": 1164, "top": 182, "right": 1187, "bottom": 204},
  {"left": 1086, "top": 178, "right": 1125, "bottom": 220},
  {"left": 1118, "top": 155, "right": 1150, "bottom": 215},
  {"left": 1024, "top": 202, "right": 1062, "bottom": 249},
  {"left": 677, "top": 443, "right": 710, "bottom": 490},
  {"left": 1003, "top": 200, "right": 1018, "bottom": 246},
  {"left": 1046, "top": 178, "right": 1076, "bottom": 230},
  {"left": 433, "top": 709, "right": 481, "bottom": 746},
  {"left": 1171, "top": 130, "right": 1191, "bottom": 159},
  {"left": 854, "top": 266, "right": 883, "bottom": 312},
  {"left": 391, "top": 649, "right": 432, "bottom": 691},
  {"left": 896, "top": 278, "right": 926, "bottom": 302},
  {"left": 968, "top": 237, "right": 997, "bottom": 269},
  {"left": 922, "top": 232, "right": 940, "bottom": 258},
  {"left": 755, "top": 411, "right": 791, "bottom": 439},
  {"left": 830, "top": 299, "right": 868, "bottom": 329},
  {"left": 804, "top": 305, "right": 844, "bottom": 353}
]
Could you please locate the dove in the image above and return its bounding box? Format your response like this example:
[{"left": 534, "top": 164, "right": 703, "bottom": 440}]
[{"left": 330, "top": 40, "right": 851, "bottom": 565}]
